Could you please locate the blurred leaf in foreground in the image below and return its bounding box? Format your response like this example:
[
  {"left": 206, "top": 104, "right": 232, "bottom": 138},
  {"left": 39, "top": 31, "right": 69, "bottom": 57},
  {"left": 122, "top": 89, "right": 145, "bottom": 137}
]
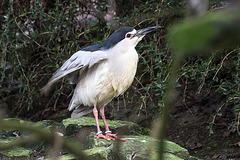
[{"left": 168, "top": 4, "right": 240, "bottom": 55}]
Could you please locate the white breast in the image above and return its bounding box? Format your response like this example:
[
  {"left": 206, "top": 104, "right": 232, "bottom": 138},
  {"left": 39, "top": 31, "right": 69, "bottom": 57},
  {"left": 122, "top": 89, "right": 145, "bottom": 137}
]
[{"left": 109, "top": 48, "right": 139, "bottom": 94}]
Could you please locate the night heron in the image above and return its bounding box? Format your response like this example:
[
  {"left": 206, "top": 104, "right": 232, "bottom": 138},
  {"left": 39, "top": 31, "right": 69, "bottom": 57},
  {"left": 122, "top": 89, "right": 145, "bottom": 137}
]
[{"left": 42, "top": 26, "right": 160, "bottom": 141}]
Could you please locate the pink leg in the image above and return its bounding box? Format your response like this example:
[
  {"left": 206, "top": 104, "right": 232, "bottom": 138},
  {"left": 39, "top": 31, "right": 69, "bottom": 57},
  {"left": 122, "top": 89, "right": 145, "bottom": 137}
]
[
  {"left": 100, "top": 106, "right": 127, "bottom": 142},
  {"left": 93, "top": 105, "right": 101, "bottom": 134},
  {"left": 93, "top": 105, "right": 113, "bottom": 141},
  {"left": 99, "top": 106, "right": 110, "bottom": 132}
]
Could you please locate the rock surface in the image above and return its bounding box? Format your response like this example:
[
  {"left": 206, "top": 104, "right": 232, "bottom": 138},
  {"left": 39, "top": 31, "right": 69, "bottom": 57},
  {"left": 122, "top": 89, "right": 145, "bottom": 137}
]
[
  {"left": 84, "top": 133, "right": 199, "bottom": 160},
  {"left": 0, "top": 117, "right": 200, "bottom": 159}
]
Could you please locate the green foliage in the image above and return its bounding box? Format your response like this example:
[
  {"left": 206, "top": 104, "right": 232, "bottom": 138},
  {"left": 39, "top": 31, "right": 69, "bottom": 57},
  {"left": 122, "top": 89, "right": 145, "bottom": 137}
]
[{"left": 0, "top": 0, "right": 108, "bottom": 118}]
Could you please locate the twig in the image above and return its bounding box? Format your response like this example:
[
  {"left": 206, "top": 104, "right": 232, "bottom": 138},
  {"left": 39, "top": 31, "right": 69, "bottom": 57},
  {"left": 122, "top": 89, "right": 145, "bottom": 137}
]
[
  {"left": 237, "top": 111, "right": 240, "bottom": 135},
  {"left": 209, "top": 97, "right": 238, "bottom": 134},
  {"left": 198, "top": 55, "right": 213, "bottom": 94},
  {"left": 135, "top": 18, "right": 154, "bottom": 27},
  {"left": 14, "top": 17, "right": 41, "bottom": 47},
  {"left": 212, "top": 49, "right": 238, "bottom": 80}
]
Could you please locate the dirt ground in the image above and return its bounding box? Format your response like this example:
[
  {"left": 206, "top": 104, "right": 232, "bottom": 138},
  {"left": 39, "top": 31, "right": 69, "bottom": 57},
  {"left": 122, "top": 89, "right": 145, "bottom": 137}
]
[{"left": 167, "top": 84, "right": 240, "bottom": 160}]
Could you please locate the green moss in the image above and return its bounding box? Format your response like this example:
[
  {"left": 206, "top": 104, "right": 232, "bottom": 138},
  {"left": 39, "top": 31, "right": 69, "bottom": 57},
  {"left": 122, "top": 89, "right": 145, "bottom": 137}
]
[
  {"left": 62, "top": 117, "right": 130, "bottom": 129},
  {"left": 0, "top": 139, "right": 32, "bottom": 158},
  {"left": 85, "top": 146, "right": 114, "bottom": 160},
  {"left": 113, "top": 135, "right": 191, "bottom": 160},
  {"left": 2, "top": 118, "right": 21, "bottom": 123},
  {"left": 44, "top": 154, "right": 76, "bottom": 160},
  {"left": 62, "top": 117, "right": 150, "bottom": 136},
  {"left": 163, "top": 153, "right": 185, "bottom": 160},
  {"left": 0, "top": 117, "right": 198, "bottom": 160},
  {"left": 165, "top": 140, "right": 188, "bottom": 152},
  {"left": 0, "top": 139, "right": 31, "bottom": 158},
  {"left": 0, "top": 148, "right": 31, "bottom": 158},
  {"left": 1, "top": 118, "right": 59, "bottom": 132},
  {"left": 86, "top": 132, "right": 113, "bottom": 149},
  {"left": 34, "top": 120, "right": 60, "bottom": 129},
  {"left": 126, "top": 123, "right": 151, "bottom": 135}
]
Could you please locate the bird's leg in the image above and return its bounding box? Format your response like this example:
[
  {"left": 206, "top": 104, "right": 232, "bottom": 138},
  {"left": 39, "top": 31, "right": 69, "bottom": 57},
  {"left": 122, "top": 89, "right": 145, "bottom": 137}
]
[
  {"left": 100, "top": 106, "right": 127, "bottom": 142},
  {"left": 93, "top": 105, "right": 114, "bottom": 141},
  {"left": 99, "top": 106, "right": 110, "bottom": 132}
]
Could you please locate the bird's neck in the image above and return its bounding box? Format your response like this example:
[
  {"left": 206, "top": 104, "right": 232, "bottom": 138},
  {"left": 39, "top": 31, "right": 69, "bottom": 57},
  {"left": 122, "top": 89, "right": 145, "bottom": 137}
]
[{"left": 107, "top": 46, "right": 138, "bottom": 74}]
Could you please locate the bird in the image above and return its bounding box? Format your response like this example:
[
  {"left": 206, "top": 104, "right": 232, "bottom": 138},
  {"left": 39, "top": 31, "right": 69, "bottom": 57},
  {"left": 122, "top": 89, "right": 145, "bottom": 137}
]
[{"left": 41, "top": 26, "right": 160, "bottom": 141}]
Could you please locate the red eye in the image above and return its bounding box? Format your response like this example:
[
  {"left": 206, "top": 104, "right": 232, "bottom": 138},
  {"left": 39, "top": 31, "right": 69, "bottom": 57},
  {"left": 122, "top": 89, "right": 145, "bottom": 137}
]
[{"left": 126, "top": 34, "right": 131, "bottom": 38}]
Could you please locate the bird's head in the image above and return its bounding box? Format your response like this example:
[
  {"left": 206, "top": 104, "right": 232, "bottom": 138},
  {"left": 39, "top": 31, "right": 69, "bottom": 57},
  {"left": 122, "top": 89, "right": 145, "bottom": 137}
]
[{"left": 102, "top": 26, "right": 161, "bottom": 52}]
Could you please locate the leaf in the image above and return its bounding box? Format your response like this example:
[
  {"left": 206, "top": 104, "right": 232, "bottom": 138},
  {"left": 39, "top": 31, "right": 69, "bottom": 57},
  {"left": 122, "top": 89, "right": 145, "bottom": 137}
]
[
  {"left": 168, "top": 7, "right": 240, "bottom": 56},
  {"left": 189, "top": 142, "right": 203, "bottom": 150},
  {"left": 212, "top": 154, "right": 220, "bottom": 159},
  {"left": 222, "top": 130, "right": 231, "bottom": 137}
]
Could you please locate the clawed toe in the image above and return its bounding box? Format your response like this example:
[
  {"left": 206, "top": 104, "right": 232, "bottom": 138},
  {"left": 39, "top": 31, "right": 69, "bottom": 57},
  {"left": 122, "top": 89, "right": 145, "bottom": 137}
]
[
  {"left": 106, "top": 133, "right": 127, "bottom": 142},
  {"left": 106, "top": 133, "right": 118, "bottom": 139},
  {"left": 95, "top": 133, "right": 115, "bottom": 141},
  {"left": 94, "top": 132, "right": 127, "bottom": 141}
]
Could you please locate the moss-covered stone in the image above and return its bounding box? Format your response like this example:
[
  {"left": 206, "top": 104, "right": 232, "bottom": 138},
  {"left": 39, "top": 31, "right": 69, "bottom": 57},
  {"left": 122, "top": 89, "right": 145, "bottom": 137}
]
[
  {"left": 163, "top": 153, "right": 185, "bottom": 160},
  {"left": 0, "top": 118, "right": 60, "bottom": 135},
  {"left": 86, "top": 132, "right": 113, "bottom": 149},
  {"left": 164, "top": 140, "right": 189, "bottom": 158},
  {"left": 0, "top": 117, "right": 201, "bottom": 160},
  {"left": 0, "top": 118, "right": 61, "bottom": 159},
  {"left": 44, "top": 154, "right": 76, "bottom": 160},
  {"left": 85, "top": 134, "right": 195, "bottom": 160},
  {"left": 0, "top": 139, "right": 31, "bottom": 158},
  {"left": 0, "top": 118, "right": 22, "bottom": 139},
  {"left": 61, "top": 116, "right": 150, "bottom": 137},
  {"left": 85, "top": 146, "right": 115, "bottom": 160},
  {"left": 0, "top": 147, "right": 31, "bottom": 158},
  {"left": 62, "top": 116, "right": 127, "bottom": 129},
  {"left": 34, "top": 120, "right": 61, "bottom": 129},
  {"left": 115, "top": 135, "right": 189, "bottom": 160}
]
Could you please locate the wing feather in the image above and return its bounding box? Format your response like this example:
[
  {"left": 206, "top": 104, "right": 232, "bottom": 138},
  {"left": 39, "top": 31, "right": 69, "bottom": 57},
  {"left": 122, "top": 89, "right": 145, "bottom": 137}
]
[{"left": 41, "top": 50, "right": 108, "bottom": 95}]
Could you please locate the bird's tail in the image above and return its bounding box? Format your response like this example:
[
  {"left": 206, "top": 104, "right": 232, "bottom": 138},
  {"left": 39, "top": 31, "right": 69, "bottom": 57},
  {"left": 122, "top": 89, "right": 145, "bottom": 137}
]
[{"left": 71, "top": 106, "right": 92, "bottom": 119}]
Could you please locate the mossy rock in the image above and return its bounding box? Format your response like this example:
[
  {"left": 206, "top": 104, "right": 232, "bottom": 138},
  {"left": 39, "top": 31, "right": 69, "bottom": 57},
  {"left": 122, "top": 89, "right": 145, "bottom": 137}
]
[
  {"left": 61, "top": 116, "right": 150, "bottom": 138},
  {"left": 44, "top": 154, "right": 76, "bottom": 160},
  {"left": 116, "top": 135, "right": 189, "bottom": 160},
  {"left": 84, "top": 133, "right": 198, "bottom": 160},
  {"left": 0, "top": 118, "right": 61, "bottom": 159},
  {"left": 85, "top": 132, "right": 116, "bottom": 150},
  {"left": 85, "top": 146, "right": 116, "bottom": 159},
  {"left": 34, "top": 120, "right": 61, "bottom": 129},
  {"left": 0, "top": 118, "right": 201, "bottom": 160},
  {"left": 0, "top": 118, "right": 60, "bottom": 137},
  {"left": 0, "top": 139, "right": 32, "bottom": 159}
]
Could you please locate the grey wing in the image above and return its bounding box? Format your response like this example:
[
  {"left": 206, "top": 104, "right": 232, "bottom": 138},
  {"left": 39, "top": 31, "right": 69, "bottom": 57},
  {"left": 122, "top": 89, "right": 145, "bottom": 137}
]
[{"left": 41, "top": 50, "right": 108, "bottom": 95}]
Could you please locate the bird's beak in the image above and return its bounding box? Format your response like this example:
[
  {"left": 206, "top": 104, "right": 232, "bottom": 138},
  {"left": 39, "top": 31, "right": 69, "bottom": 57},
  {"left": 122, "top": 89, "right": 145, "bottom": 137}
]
[{"left": 133, "top": 26, "right": 161, "bottom": 38}]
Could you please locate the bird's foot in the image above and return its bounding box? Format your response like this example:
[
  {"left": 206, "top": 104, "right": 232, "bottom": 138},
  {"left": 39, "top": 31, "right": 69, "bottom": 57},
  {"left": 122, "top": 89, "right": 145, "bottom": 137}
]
[
  {"left": 94, "top": 131, "right": 127, "bottom": 141},
  {"left": 106, "top": 132, "right": 127, "bottom": 142},
  {"left": 94, "top": 132, "right": 115, "bottom": 141}
]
